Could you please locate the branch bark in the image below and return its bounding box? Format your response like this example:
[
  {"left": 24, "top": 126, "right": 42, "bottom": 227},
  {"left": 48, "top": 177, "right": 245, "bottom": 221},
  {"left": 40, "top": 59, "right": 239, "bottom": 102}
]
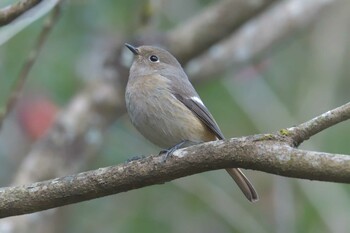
[{"left": 0, "top": 102, "right": 349, "bottom": 218}]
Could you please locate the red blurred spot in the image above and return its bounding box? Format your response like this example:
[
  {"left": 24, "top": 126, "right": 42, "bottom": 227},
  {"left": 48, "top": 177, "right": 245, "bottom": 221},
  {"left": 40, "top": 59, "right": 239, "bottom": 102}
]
[{"left": 17, "top": 97, "right": 58, "bottom": 140}]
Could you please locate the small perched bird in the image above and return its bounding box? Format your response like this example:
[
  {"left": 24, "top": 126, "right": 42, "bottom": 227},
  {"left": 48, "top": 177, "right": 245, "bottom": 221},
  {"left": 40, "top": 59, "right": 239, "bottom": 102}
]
[{"left": 125, "top": 43, "right": 258, "bottom": 202}]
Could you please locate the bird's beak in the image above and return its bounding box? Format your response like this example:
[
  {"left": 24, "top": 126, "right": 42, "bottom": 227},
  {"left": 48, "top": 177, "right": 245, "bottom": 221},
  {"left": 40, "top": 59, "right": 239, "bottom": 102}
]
[{"left": 125, "top": 43, "right": 139, "bottom": 55}]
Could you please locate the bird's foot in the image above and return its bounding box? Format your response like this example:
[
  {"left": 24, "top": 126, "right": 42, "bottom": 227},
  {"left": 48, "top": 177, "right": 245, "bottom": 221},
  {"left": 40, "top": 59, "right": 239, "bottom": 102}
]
[
  {"left": 127, "top": 155, "right": 146, "bottom": 162},
  {"left": 159, "top": 140, "right": 190, "bottom": 162}
]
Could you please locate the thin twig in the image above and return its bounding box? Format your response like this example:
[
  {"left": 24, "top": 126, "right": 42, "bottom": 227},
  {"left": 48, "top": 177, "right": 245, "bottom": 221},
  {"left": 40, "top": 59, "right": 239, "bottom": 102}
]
[
  {"left": 0, "top": 5, "right": 61, "bottom": 129},
  {"left": 0, "top": 0, "right": 43, "bottom": 26},
  {"left": 287, "top": 102, "right": 350, "bottom": 145}
]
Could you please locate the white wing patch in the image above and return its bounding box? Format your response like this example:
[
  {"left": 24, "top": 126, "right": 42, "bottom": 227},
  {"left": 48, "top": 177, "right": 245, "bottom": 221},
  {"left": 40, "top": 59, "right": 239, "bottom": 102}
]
[{"left": 190, "top": 96, "right": 204, "bottom": 106}]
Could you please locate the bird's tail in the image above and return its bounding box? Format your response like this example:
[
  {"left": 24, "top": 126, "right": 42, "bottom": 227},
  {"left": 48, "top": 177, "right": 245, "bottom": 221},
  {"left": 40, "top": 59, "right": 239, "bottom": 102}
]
[{"left": 225, "top": 168, "right": 258, "bottom": 202}]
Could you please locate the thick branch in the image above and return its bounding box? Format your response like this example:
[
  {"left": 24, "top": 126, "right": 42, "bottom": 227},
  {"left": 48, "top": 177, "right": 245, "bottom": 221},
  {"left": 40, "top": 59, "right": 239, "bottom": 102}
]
[
  {"left": 0, "top": 0, "right": 42, "bottom": 26},
  {"left": 0, "top": 102, "right": 350, "bottom": 218},
  {"left": 0, "top": 138, "right": 349, "bottom": 218}
]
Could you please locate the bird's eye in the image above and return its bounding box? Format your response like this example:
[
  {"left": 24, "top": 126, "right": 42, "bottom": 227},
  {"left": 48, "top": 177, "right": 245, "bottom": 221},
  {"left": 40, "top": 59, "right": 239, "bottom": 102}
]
[{"left": 149, "top": 55, "right": 159, "bottom": 62}]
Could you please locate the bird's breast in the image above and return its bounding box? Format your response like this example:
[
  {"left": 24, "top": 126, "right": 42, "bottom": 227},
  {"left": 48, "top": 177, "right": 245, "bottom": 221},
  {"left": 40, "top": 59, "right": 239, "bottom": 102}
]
[{"left": 125, "top": 75, "right": 215, "bottom": 148}]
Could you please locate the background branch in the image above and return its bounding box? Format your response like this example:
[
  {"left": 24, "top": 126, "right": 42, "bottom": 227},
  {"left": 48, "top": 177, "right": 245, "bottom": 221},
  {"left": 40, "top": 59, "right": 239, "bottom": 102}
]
[
  {"left": 0, "top": 102, "right": 349, "bottom": 218},
  {"left": 186, "top": 0, "right": 334, "bottom": 81},
  {"left": 165, "top": 0, "right": 277, "bottom": 63}
]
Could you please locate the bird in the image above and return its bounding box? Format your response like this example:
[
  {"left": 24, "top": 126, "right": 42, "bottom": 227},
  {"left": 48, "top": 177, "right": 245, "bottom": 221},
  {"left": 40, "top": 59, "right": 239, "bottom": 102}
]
[{"left": 124, "top": 43, "right": 258, "bottom": 202}]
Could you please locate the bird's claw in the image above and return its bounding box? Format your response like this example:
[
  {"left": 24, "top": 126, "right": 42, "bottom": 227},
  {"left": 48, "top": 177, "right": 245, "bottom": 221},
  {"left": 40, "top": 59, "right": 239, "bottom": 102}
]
[{"left": 159, "top": 140, "right": 189, "bottom": 163}]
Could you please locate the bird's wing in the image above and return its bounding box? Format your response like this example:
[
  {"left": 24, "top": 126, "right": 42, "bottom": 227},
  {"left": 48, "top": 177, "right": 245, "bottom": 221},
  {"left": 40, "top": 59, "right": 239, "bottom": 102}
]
[
  {"left": 159, "top": 71, "right": 225, "bottom": 140},
  {"left": 172, "top": 92, "right": 225, "bottom": 140}
]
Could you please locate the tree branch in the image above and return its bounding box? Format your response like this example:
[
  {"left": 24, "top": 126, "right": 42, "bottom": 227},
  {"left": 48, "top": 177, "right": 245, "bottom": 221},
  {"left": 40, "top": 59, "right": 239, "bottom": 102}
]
[
  {"left": 0, "top": 0, "right": 43, "bottom": 26},
  {"left": 288, "top": 102, "right": 350, "bottom": 145},
  {"left": 0, "top": 102, "right": 349, "bottom": 218},
  {"left": 165, "top": 0, "right": 277, "bottom": 63},
  {"left": 186, "top": 0, "right": 335, "bottom": 81}
]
